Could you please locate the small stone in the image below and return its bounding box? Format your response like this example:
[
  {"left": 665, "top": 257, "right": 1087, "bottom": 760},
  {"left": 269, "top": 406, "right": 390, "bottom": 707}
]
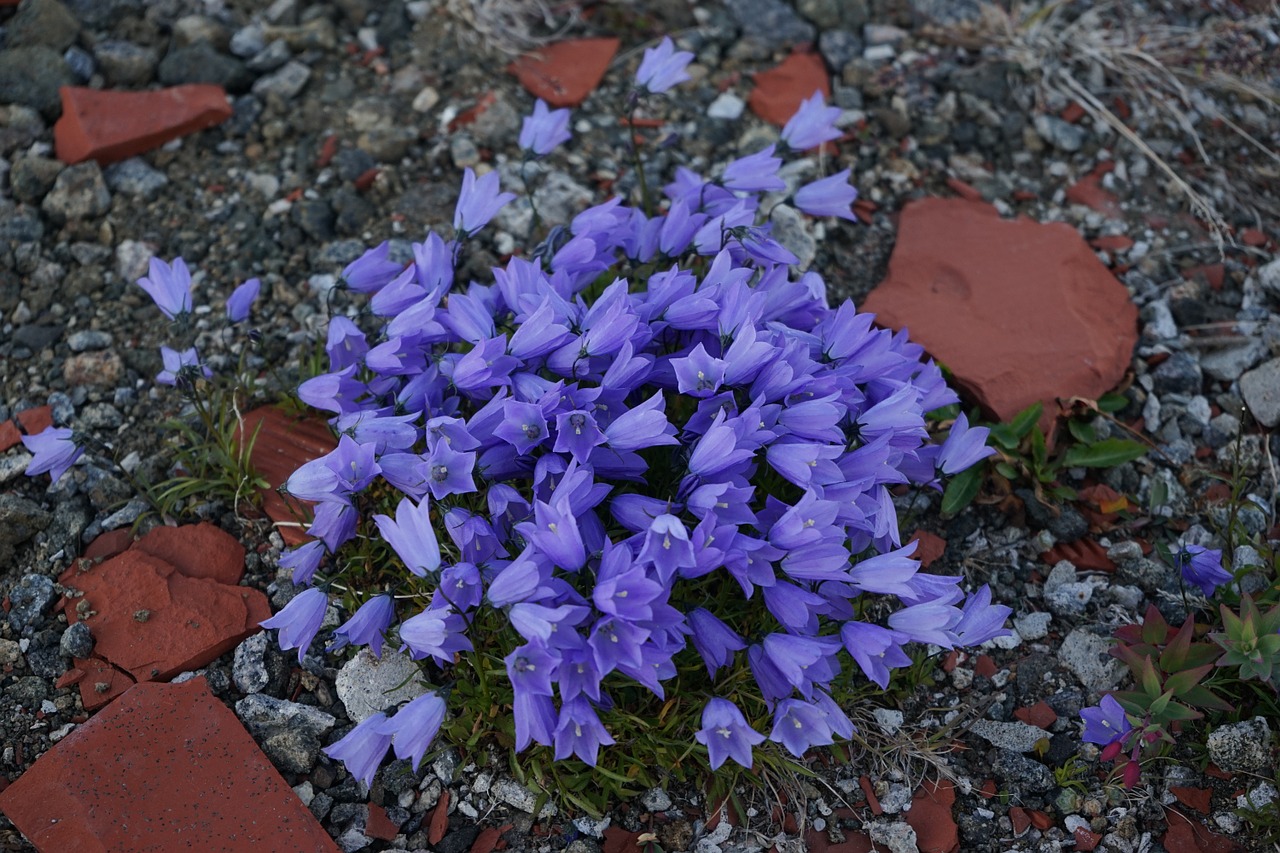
[
  {"left": 707, "top": 93, "right": 745, "bottom": 120},
  {"left": 491, "top": 777, "right": 557, "bottom": 818},
  {"left": 1014, "top": 611, "right": 1051, "bottom": 641},
  {"left": 7, "top": 573, "right": 56, "bottom": 634},
  {"left": 1152, "top": 351, "right": 1202, "bottom": 396},
  {"left": 93, "top": 40, "right": 158, "bottom": 87},
  {"left": 1034, "top": 114, "right": 1086, "bottom": 151},
  {"left": 251, "top": 60, "right": 311, "bottom": 100},
  {"left": 1058, "top": 629, "right": 1126, "bottom": 692},
  {"left": 641, "top": 788, "right": 672, "bottom": 813},
  {"left": 158, "top": 43, "right": 251, "bottom": 92},
  {"left": 867, "top": 821, "right": 917, "bottom": 853},
  {"left": 411, "top": 86, "right": 440, "bottom": 113},
  {"left": 1238, "top": 782, "right": 1277, "bottom": 812},
  {"left": 41, "top": 162, "right": 112, "bottom": 222},
  {"left": 7, "top": 0, "right": 81, "bottom": 53},
  {"left": 60, "top": 621, "right": 94, "bottom": 659},
  {"left": 1201, "top": 340, "right": 1266, "bottom": 382},
  {"left": 863, "top": 23, "right": 908, "bottom": 45},
  {"left": 729, "top": 0, "right": 816, "bottom": 48},
  {"left": 1206, "top": 716, "right": 1272, "bottom": 773},
  {"left": 357, "top": 127, "right": 416, "bottom": 163},
  {"left": 64, "top": 351, "right": 124, "bottom": 387},
  {"left": 230, "top": 24, "right": 268, "bottom": 58},
  {"left": 246, "top": 40, "right": 292, "bottom": 74},
  {"left": 334, "top": 649, "right": 429, "bottom": 723},
  {"left": 103, "top": 158, "right": 170, "bottom": 200},
  {"left": 9, "top": 156, "right": 63, "bottom": 204},
  {"left": 1240, "top": 358, "right": 1280, "bottom": 428},
  {"left": 0, "top": 46, "right": 74, "bottom": 119},
  {"left": 817, "top": 29, "right": 864, "bottom": 73},
  {"left": 872, "top": 708, "right": 904, "bottom": 735},
  {"left": 968, "top": 720, "right": 1049, "bottom": 753},
  {"left": 116, "top": 239, "right": 154, "bottom": 280},
  {"left": 232, "top": 632, "right": 271, "bottom": 694},
  {"left": 450, "top": 135, "right": 480, "bottom": 169}
]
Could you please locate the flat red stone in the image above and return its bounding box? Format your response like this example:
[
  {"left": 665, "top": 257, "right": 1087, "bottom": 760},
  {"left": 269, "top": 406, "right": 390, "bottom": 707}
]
[
  {"left": 862, "top": 198, "right": 1137, "bottom": 433},
  {"left": 54, "top": 85, "right": 232, "bottom": 166},
  {"left": 82, "top": 529, "right": 135, "bottom": 562},
  {"left": 0, "top": 679, "right": 339, "bottom": 852},
  {"left": 58, "top": 550, "right": 267, "bottom": 684},
  {"left": 1162, "top": 807, "right": 1244, "bottom": 853},
  {"left": 508, "top": 38, "right": 620, "bottom": 107},
  {"left": 906, "top": 779, "right": 958, "bottom": 853},
  {"left": 132, "top": 522, "right": 246, "bottom": 586},
  {"left": 69, "top": 656, "right": 133, "bottom": 711},
  {"left": 1042, "top": 538, "right": 1116, "bottom": 573},
  {"left": 1075, "top": 827, "right": 1103, "bottom": 851},
  {"left": 0, "top": 420, "right": 19, "bottom": 453},
  {"left": 1170, "top": 787, "right": 1212, "bottom": 814},
  {"left": 17, "top": 406, "right": 53, "bottom": 436},
  {"left": 1013, "top": 700, "right": 1058, "bottom": 730},
  {"left": 428, "top": 789, "right": 450, "bottom": 844},
  {"left": 1009, "top": 806, "right": 1031, "bottom": 836},
  {"left": 908, "top": 530, "right": 946, "bottom": 568},
  {"left": 1091, "top": 235, "right": 1133, "bottom": 252},
  {"left": 1029, "top": 810, "right": 1054, "bottom": 830},
  {"left": 748, "top": 52, "right": 830, "bottom": 126},
  {"left": 805, "top": 828, "right": 877, "bottom": 853},
  {"left": 366, "top": 803, "right": 399, "bottom": 841},
  {"left": 973, "top": 654, "right": 997, "bottom": 678},
  {"left": 239, "top": 407, "right": 338, "bottom": 547},
  {"left": 1065, "top": 174, "right": 1121, "bottom": 217}
]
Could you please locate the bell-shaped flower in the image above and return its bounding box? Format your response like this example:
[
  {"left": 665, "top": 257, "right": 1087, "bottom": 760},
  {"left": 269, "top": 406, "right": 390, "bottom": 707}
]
[
  {"left": 687, "top": 608, "right": 746, "bottom": 677},
  {"left": 603, "top": 392, "right": 678, "bottom": 452},
  {"left": 342, "top": 241, "right": 403, "bottom": 293},
  {"left": 399, "top": 607, "right": 473, "bottom": 665},
  {"left": 840, "top": 621, "right": 911, "bottom": 690},
  {"left": 375, "top": 692, "right": 447, "bottom": 771},
  {"left": 553, "top": 410, "right": 606, "bottom": 464},
  {"left": 155, "top": 346, "right": 211, "bottom": 387},
  {"left": 721, "top": 145, "right": 785, "bottom": 193},
  {"left": 769, "top": 698, "right": 834, "bottom": 757},
  {"left": 505, "top": 641, "right": 559, "bottom": 697},
  {"left": 638, "top": 514, "right": 696, "bottom": 580},
  {"left": 423, "top": 440, "right": 477, "bottom": 500},
  {"left": 328, "top": 594, "right": 396, "bottom": 657},
  {"left": 1174, "top": 543, "right": 1231, "bottom": 598},
  {"left": 794, "top": 170, "right": 858, "bottom": 221},
  {"left": 226, "top": 277, "right": 260, "bottom": 322},
  {"left": 634, "top": 36, "right": 693, "bottom": 94},
  {"left": 517, "top": 498, "right": 587, "bottom": 571},
  {"left": 519, "top": 98, "right": 572, "bottom": 156},
  {"left": 453, "top": 167, "right": 515, "bottom": 238},
  {"left": 696, "top": 698, "right": 765, "bottom": 770},
  {"left": 781, "top": 91, "right": 843, "bottom": 151},
  {"left": 323, "top": 712, "right": 392, "bottom": 787},
  {"left": 513, "top": 689, "right": 557, "bottom": 751},
  {"left": 672, "top": 343, "right": 728, "bottom": 398},
  {"left": 260, "top": 587, "right": 329, "bottom": 664},
  {"left": 937, "top": 412, "right": 994, "bottom": 474},
  {"left": 553, "top": 696, "right": 615, "bottom": 766},
  {"left": 137, "top": 256, "right": 193, "bottom": 319},
  {"left": 952, "top": 585, "right": 1012, "bottom": 646},
  {"left": 280, "top": 540, "right": 326, "bottom": 586},
  {"left": 1080, "top": 694, "right": 1132, "bottom": 748},
  {"left": 21, "top": 426, "right": 85, "bottom": 483}
]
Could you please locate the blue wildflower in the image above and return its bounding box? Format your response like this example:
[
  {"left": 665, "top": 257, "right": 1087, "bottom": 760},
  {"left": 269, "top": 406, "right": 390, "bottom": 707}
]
[
  {"left": 634, "top": 36, "right": 694, "bottom": 94},
  {"left": 21, "top": 426, "right": 84, "bottom": 483},
  {"left": 226, "top": 277, "right": 260, "bottom": 323},
  {"left": 453, "top": 168, "right": 516, "bottom": 238},
  {"left": 519, "top": 98, "right": 572, "bottom": 156},
  {"left": 794, "top": 170, "right": 858, "bottom": 220},
  {"left": 376, "top": 692, "right": 447, "bottom": 771},
  {"left": 328, "top": 594, "right": 396, "bottom": 657},
  {"left": 695, "top": 698, "right": 764, "bottom": 770},
  {"left": 260, "top": 587, "right": 329, "bottom": 664},
  {"left": 1174, "top": 543, "right": 1232, "bottom": 597},
  {"left": 137, "top": 256, "right": 192, "bottom": 319},
  {"left": 322, "top": 712, "right": 393, "bottom": 787}
]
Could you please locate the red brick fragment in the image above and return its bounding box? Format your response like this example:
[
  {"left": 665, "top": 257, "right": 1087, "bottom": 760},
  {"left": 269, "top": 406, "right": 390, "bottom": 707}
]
[
  {"left": 0, "top": 421, "right": 21, "bottom": 453},
  {"left": 859, "top": 775, "right": 883, "bottom": 815},
  {"left": 1009, "top": 806, "right": 1032, "bottom": 836},
  {"left": 1043, "top": 538, "right": 1116, "bottom": 572},
  {"left": 54, "top": 85, "right": 232, "bottom": 166},
  {"left": 1162, "top": 807, "right": 1244, "bottom": 853},
  {"left": 1090, "top": 235, "right": 1133, "bottom": 252},
  {"left": 1014, "top": 700, "right": 1058, "bottom": 729},
  {"left": 16, "top": 406, "right": 53, "bottom": 436},
  {"left": 748, "top": 52, "right": 830, "bottom": 126},
  {"left": 509, "top": 38, "right": 620, "bottom": 107},
  {"left": 132, "top": 522, "right": 246, "bottom": 586},
  {"left": 428, "top": 790, "right": 450, "bottom": 845},
  {"left": 973, "top": 655, "right": 997, "bottom": 678},
  {"left": 1065, "top": 174, "right": 1121, "bottom": 217},
  {"left": 1171, "top": 787, "right": 1212, "bottom": 814},
  {"left": 1075, "top": 827, "right": 1103, "bottom": 851},
  {"left": 1029, "top": 810, "right": 1053, "bottom": 830},
  {"left": 366, "top": 803, "right": 399, "bottom": 841},
  {"left": 909, "top": 530, "right": 946, "bottom": 569},
  {"left": 906, "top": 779, "right": 958, "bottom": 853},
  {"left": 946, "top": 177, "right": 983, "bottom": 202},
  {"left": 238, "top": 406, "right": 338, "bottom": 547},
  {"left": 83, "top": 529, "right": 134, "bottom": 562}
]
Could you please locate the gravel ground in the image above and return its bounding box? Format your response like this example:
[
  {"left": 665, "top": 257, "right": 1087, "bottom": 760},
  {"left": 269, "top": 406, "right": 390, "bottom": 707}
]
[{"left": 2, "top": 0, "right": 1279, "bottom": 851}]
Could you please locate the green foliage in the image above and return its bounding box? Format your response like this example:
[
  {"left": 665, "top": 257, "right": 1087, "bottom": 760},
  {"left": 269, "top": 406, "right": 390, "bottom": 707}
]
[{"left": 1211, "top": 594, "right": 1280, "bottom": 685}]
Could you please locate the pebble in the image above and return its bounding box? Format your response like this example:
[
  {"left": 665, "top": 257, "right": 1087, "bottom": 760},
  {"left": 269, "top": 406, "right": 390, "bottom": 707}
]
[
  {"left": 1043, "top": 560, "right": 1095, "bottom": 615},
  {"left": 235, "top": 693, "right": 336, "bottom": 774},
  {"left": 1239, "top": 358, "right": 1280, "bottom": 427},
  {"left": 1201, "top": 340, "right": 1265, "bottom": 382},
  {"left": 491, "top": 777, "right": 557, "bottom": 818},
  {"left": 707, "top": 93, "right": 745, "bottom": 121},
  {"left": 1206, "top": 716, "right": 1272, "bottom": 772},
  {"left": 66, "top": 330, "right": 111, "bottom": 352},
  {"left": 1058, "top": 629, "right": 1126, "bottom": 691},
  {"left": 59, "top": 622, "right": 94, "bottom": 659},
  {"left": 1033, "top": 114, "right": 1086, "bottom": 152},
  {"left": 1014, "top": 611, "right": 1051, "bottom": 641},
  {"left": 411, "top": 86, "right": 440, "bottom": 113},
  {"left": 968, "top": 720, "right": 1048, "bottom": 753},
  {"left": 872, "top": 708, "right": 904, "bottom": 735},
  {"left": 1152, "top": 351, "right": 1203, "bottom": 396},
  {"left": 334, "top": 649, "right": 429, "bottom": 723},
  {"left": 247, "top": 40, "right": 293, "bottom": 74},
  {"left": 6, "top": 573, "right": 56, "bottom": 635},
  {"left": 867, "top": 821, "right": 916, "bottom": 853},
  {"left": 93, "top": 40, "right": 157, "bottom": 86},
  {"left": 115, "top": 239, "right": 154, "bottom": 281},
  {"left": 41, "top": 162, "right": 111, "bottom": 222},
  {"left": 727, "top": 0, "right": 815, "bottom": 49},
  {"left": 251, "top": 60, "right": 311, "bottom": 100},
  {"left": 230, "top": 24, "right": 267, "bottom": 58},
  {"left": 863, "top": 44, "right": 896, "bottom": 62},
  {"left": 641, "top": 787, "right": 672, "bottom": 813},
  {"left": 232, "top": 632, "right": 272, "bottom": 694}
]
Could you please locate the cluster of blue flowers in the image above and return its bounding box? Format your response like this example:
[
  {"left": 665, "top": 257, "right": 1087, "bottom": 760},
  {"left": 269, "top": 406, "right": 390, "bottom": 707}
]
[{"left": 24, "top": 37, "right": 1010, "bottom": 785}]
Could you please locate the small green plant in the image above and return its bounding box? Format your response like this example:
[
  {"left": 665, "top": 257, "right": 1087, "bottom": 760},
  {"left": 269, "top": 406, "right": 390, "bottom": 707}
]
[{"left": 942, "top": 396, "right": 1147, "bottom": 514}]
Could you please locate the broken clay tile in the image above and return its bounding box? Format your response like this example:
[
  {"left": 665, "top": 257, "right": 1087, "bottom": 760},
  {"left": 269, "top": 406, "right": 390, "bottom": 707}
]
[
  {"left": 1091, "top": 235, "right": 1134, "bottom": 252},
  {"left": 748, "top": 52, "right": 830, "bottom": 126},
  {"left": 132, "top": 522, "right": 246, "bottom": 586},
  {"left": 428, "top": 790, "right": 450, "bottom": 845},
  {"left": 366, "top": 803, "right": 399, "bottom": 842},
  {"left": 906, "top": 779, "right": 958, "bottom": 853},
  {"left": 1043, "top": 538, "right": 1116, "bottom": 573},
  {"left": 239, "top": 406, "right": 338, "bottom": 547},
  {"left": 945, "top": 177, "right": 983, "bottom": 203},
  {"left": 54, "top": 85, "right": 233, "bottom": 166},
  {"left": 1009, "top": 806, "right": 1032, "bottom": 836},
  {"left": 82, "top": 529, "right": 134, "bottom": 562},
  {"left": 508, "top": 38, "right": 621, "bottom": 108},
  {"left": 1170, "top": 787, "right": 1212, "bottom": 814},
  {"left": 908, "top": 530, "right": 946, "bottom": 569},
  {"left": 859, "top": 775, "right": 883, "bottom": 815},
  {"left": 1162, "top": 807, "right": 1244, "bottom": 853},
  {"left": 16, "top": 406, "right": 53, "bottom": 436},
  {"left": 1014, "top": 700, "right": 1058, "bottom": 730},
  {"left": 470, "top": 827, "right": 504, "bottom": 853},
  {"left": 1065, "top": 174, "right": 1121, "bottom": 217},
  {"left": 0, "top": 420, "right": 20, "bottom": 453},
  {"left": 71, "top": 656, "right": 133, "bottom": 712},
  {"left": 805, "top": 827, "right": 878, "bottom": 853},
  {"left": 862, "top": 198, "right": 1137, "bottom": 436},
  {"left": 973, "top": 654, "right": 997, "bottom": 678},
  {"left": 1029, "top": 810, "right": 1054, "bottom": 830},
  {"left": 1184, "top": 263, "right": 1225, "bottom": 291},
  {"left": 602, "top": 825, "right": 644, "bottom": 853},
  {"left": 1075, "top": 827, "right": 1103, "bottom": 851},
  {"left": 58, "top": 550, "right": 266, "bottom": 684},
  {"left": 0, "top": 679, "right": 339, "bottom": 852}
]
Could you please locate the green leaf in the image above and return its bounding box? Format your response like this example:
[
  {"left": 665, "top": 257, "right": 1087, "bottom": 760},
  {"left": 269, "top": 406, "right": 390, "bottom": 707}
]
[
  {"left": 1030, "top": 426, "right": 1048, "bottom": 471},
  {"left": 1159, "top": 620, "right": 1195, "bottom": 672},
  {"left": 988, "top": 424, "right": 1021, "bottom": 451},
  {"left": 1009, "top": 402, "right": 1044, "bottom": 439},
  {"left": 1179, "top": 685, "right": 1234, "bottom": 713},
  {"left": 1097, "top": 392, "right": 1129, "bottom": 413},
  {"left": 995, "top": 462, "right": 1020, "bottom": 480},
  {"left": 941, "top": 465, "right": 983, "bottom": 515},
  {"left": 1061, "top": 438, "right": 1148, "bottom": 468},
  {"left": 1148, "top": 689, "right": 1173, "bottom": 717},
  {"left": 1156, "top": 700, "right": 1202, "bottom": 722},
  {"left": 1138, "top": 655, "right": 1163, "bottom": 697},
  {"left": 1163, "top": 664, "right": 1214, "bottom": 697},
  {"left": 1066, "top": 418, "right": 1097, "bottom": 445}
]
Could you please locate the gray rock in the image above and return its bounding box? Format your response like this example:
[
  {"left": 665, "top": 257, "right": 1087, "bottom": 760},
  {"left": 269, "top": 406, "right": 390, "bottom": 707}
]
[
  {"left": 797, "top": 0, "right": 867, "bottom": 29},
  {"left": 356, "top": 127, "right": 416, "bottom": 163},
  {"left": 103, "top": 158, "right": 169, "bottom": 200},
  {"left": 63, "top": 46, "right": 94, "bottom": 82},
  {"left": 116, "top": 239, "right": 155, "bottom": 281},
  {"left": 1201, "top": 340, "right": 1266, "bottom": 382},
  {"left": 231, "top": 24, "right": 267, "bottom": 58},
  {"left": 26, "top": 629, "right": 66, "bottom": 678},
  {"left": 334, "top": 649, "right": 429, "bottom": 723},
  {"left": 1152, "top": 351, "right": 1203, "bottom": 396},
  {"left": 172, "top": 14, "right": 231, "bottom": 50},
  {"left": 1256, "top": 258, "right": 1280, "bottom": 300},
  {"left": 872, "top": 707, "right": 904, "bottom": 735},
  {"left": 60, "top": 621, "right": 94, "bottom": 658},
  {"left": 66, "top": 329, "right": 112, "bottom": 352},
  {"left": 1206, "top": 717, "right": 1272, "bottom": 772},
  {"left": 969, "top": 719, "right": 1049, "bottom": 753},
  {"left": 0, "top": 46, "right": 75, "bottom": 118},
  {"left": 251, "top": 60, "right": 311, "bottom": 100},
  {"left": 707, "top": 92, "right": 745, "bottom": 121},
  {"left": 491, "top": 777, "right": 557, "bottom": 818},
  {"left": 6, "top": 0, "right": 80, "bottom": 52},
  {"left": 641, "top": 787, "right": 672, "bottom": 812},
  {"left": 334, "top": 147, "right": 377, "bottom": 182},
  {"left": 79, "top": 403, "right": 122, "bottom": 429},
  {"left": 863, "top": 23, "right": 908, "bottom": 46},
  {"left": 246, "top": 39, "right": 292, "bottom": 73},
  {"left": 1058, "top": 629, "right": 1126, "bottom": 692},
  {"left": 235, "top": 693, "right": 336, "bottom": 774},
  {"left": 867, "top": 821, "right": 917, "bottom": 853},
  {"left": 1139, "top": 300, "right": 1177, "bottom": 341},
  {"left": 94, "top": 39, "right": 158, "bottom": 86},
  {"left": 468, "top": 92, "right": 520, "bottom": 148},
  {"left": 1044, "top": 560, "right": 1095, "bottom": 615},
  {"left": 991, "top": 749, "right": 1055, "bottom": 792},
  {"left": 41, "top": 162, "right": 111, "bottom": 222},
  {"left": 0, "top": 206, "right": 45, "bottom": 242},
  {"left": 262, "top": 18, "right": 337, "bottom": 51},
  {"left": 9, "top": 156, "right": 62, "bottom": 204},
  {"left": 728, "top": 0, "right": 815, "bottom": 49},
  {"left": 232, "top": 632, "right": 271, "bottom": 694},
  {"left": 7, "top": 573, "right": 56, "bottom": 634},
  {"left": 1240, "top": 358, "right": 1280, "bottom": 428},
  {"left": 1034, "top": 114, "right": 1086, "bottom": 152},
  {"left": 817, "top": 29, "right": 863, "bottom": 73},
  {"left": 291, "top": 198, "right": 334, "bottom": 240},
  {"left": 159, "top": 42, "right": 251, "bottom": 92},
  {"left": 1014, "top": 611, "right": 1052, "bottom": 641}
]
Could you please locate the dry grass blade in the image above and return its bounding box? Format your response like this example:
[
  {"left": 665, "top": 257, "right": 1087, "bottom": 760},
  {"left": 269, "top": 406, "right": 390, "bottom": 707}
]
[{"left": 952, "top": 1, "right": 1280, "bottom": 253}]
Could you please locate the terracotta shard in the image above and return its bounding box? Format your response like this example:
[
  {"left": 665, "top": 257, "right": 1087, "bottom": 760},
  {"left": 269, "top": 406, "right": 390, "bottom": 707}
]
[
  {"left": 238, "top": 406, "right": 338, "bottom": 547},
  {"left": 54, "top": 85, "right": 232, "bottom": 166},
  {"left": 0, "top": 679, "right": 339, "bottom": 852},
  {"left": 748, "top": 52, "right": 830, "bottom": 127},
  {"left": 862, "top": 198, "right": 1137, "bottom": 434},
  {"left": 70, "top": 656, "right": 134, "bottom": 712},
  {"left": 132, "top": 522, "right": 246, "bottom": 586},
  {"left": 58, "top": 549, "right": 267, "bottom": 684},
  {"left": 906, "top": 778, "right": 958, "bottom": 853},
  {"left": 509, "top": 38, "right": 620, "bottom": 107},
  {"left": 908, "top": 530, "right": 946, "bottom": 568}
]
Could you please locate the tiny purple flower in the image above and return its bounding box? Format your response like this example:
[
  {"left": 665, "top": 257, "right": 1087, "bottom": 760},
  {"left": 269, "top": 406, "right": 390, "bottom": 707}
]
[
  {"left": 938, "top": 413, "right": 994, "bottom": 475},
  {"left": 323, "top": 711, "right": 393, "bottom": 787},
  {"left": 260, "top": 586, "right": 329, "bottom": 664},
  {"left": 672, "top": 343, "right": 728, "bottom": 398},
  {"left": 137, "top": 256, "right": 193, "bottom": 320},
  {"left": 226, "top": 277, "right": 260, "bottom": 322},
  {"left": 1174, "top": 543, "right": 1231, "bottom": 597},
  {"left": 519, "top": 98, "right": 572, "bottom": 156},
  {"left": 280, "top": 540, "right": 326, "bottom": 586},
  {"left": 781, "top": 91, "right": 843, "bottom": 151},
  {"left": 22, "top": 426, "right": 84, "bottom": 483},
  {"left": 769, "top": 698, "right": 834, "bottom": 757},
  {"left": 794, "top": 170, "right": 858, "bottom": 221},
  {"left": 453, "top": 168, "right": 516, "bottom": 238},
  {"left": 695, "top": 698, "right": 764, "bottom": 770},
  {"left": 634, "top": 36, "right": 694, "bottom": 94},
  {"left": 553, "top": 696, "right": 615, "bottom": 766},
  {"left": 1080, "top": 694, "right": 1132, "bottom": 748},
  {"left": 373, "top": 497, "right": 442, "bottom": 577},
  {"left": 375, "top": 692, "right": 447, "bottom": 771},
  {"left": 155, "top": 346, "right": 211, "bottom": 387},
  {"left": 721, "top": 145, "right": 785, "bottom": 193},
  {"left": 423, "top": 440, "right": 477, "bottom": 500},
  {"left": 328, "top": 594, "right": 396, "bottom": 657},
  {"left": 342, "top": 241, "right": 403, "bottom": 293}
]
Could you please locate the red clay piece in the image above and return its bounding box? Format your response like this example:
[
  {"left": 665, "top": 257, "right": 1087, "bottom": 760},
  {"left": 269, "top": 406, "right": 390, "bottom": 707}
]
[
  {"left": 239, "top": 406, "right": 338, "bottom": 547},
  {"left": 862, "top": 198, "right": 1137, "bottom": 434},
  {"left": 909, "top": 530, "right": 946, "bottom": 568},
  {"left": 1162, "top": 807, "right": 1244, "bottom": 853},
  {"left": 1043, "top": 538, "right": 1117, "bottom": 573},
  {"left": 1029, "top": 810, "right": 1054, "bottom": 830},
  {"left": 508, "top": 38, "right": 620, "bottom": 107},
  {"left": 82, "top": 529, "right": 134, "bottom": 562},
  {"left": 748, "top": 52, "right": 830, "bottom": 126},
  {"left": 1075, "top": 827, "right": 1103, "bottom": 851},
  {"left": 906, "top": 779, "right": 958, "bottom": 853},
  {"left": 428, "top": 790, "right": 450, "bottom": 845},
  {"left": 58, "top": 549, "right": 267, "bottom": 684},
  {"left": 1065, "top": 174, "right": 1121, "bottom": 216},
  {"left": 0, "top": 679, "right": 339, "bottom": 852},
  {"left": 67, "top": 656, "right": 133, "bottom": 711},
  {"left": 0, "top": 421, "right": 19, "bottom": 453},
  {"left": 973, "top": 654, "right": 997, "bottom": 678},
  {"left": 132, "top": 522, "right": 246, "bottom": 586},
  {"left": 602, "top": 826, "right": 644, "bottom": 853},
  {"left": 16, "top": 406, "right": 52, "bottom": 436},
  {"left": 1014, "top": 700, "right": 1058, "bottom": 730},
  {"left": 1170, "top": 787, "right": 1212, "bottom": 814},
  {"left": 1009, "top": 806, "right": 1032, "bottom": 836},
  {"left": 366, "top": 803, "right": 399, "bottom": 841},
  {"left": 54, "top": 85, "right": 233, "bottom": 166}
]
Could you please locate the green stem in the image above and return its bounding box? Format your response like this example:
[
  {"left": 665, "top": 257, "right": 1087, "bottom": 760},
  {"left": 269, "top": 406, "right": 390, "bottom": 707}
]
[{"left": 626, "top": 102, "right": 653, "bottom": 216}]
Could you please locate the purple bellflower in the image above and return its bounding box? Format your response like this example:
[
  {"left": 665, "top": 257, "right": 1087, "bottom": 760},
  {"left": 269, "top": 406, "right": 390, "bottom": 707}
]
[
  {"left": 226, "top": 277, "right": 260, "bottom": 322},
  {"left": 328, "top": 594, "right": 396, "bottom": 656},
  {"left": 721, "top": 145, "right": 786, "bottom": 193},
  {"left": 938, "top": 413, "right": 994, "bottom": 474},
  {"left": 519, "top": 98, "right": 572, "bottom": 156},
  {"left": 373, "top": 497, "right": 442, "bottom": 577},
  {"left": 22, "top": 426, "right": 84, "bottom": 482},
  {"left": 695, "top": 698, "right": 764, "bottom": 770},
  {"left": 155, "top": 346, "right": 212, "bottom": 386},
  {"left": 280, "top": 540, "right": 326, "bottom": 586},
  {"left": 376, "top": 692, "right": 447, "bottom": 771},
  {"left": 137, "top": 256, "right": 193, "bottom": 320},
  {"left": 769, "top": 698, "right": 835, "bottom": 757},
  {"left": 342, "top": 241, "right": 403, "bottom": 293},
  {"left": 781, "top": 91, "right": 842, "bottom": 151},
  {"left": 553, "top": 696, "right": 615, "bottom": 766},
  {"left": 794, "top": 170, "right": 858, "bottom": 221},
  {"left": 1174, "top": 543, "right": 1231, "bottom": 597},
  {"left": 635, "top": 36, "right": 694, "bottom": 94},
  {"left": 454, "top": 168, "right": 516, "bottom": 238},
  {"left": 1080, "top": 694, "right": 1132, "bottom": 751},
  {"left": 260, "top": 587, "right": 329, "bottom": 664},
  {"left": 322, "top": 712, "right": 393, "bottom": 787}
]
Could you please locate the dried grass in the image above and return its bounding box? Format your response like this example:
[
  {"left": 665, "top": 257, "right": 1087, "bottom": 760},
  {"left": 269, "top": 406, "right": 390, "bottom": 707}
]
[{"left": 931, "top": 1, "right": 1280, "bottom": 252}]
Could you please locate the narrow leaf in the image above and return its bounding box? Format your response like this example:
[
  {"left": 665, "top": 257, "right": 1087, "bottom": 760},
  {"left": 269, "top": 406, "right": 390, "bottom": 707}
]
[{"left": 1061, "top": 438, "right": 1147, "bottom": 468}]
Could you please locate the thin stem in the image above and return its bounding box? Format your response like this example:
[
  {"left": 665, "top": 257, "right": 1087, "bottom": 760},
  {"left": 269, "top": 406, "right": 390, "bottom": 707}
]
[{"left": 626, "top": 99, "right": 654, "bottom": 216}]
